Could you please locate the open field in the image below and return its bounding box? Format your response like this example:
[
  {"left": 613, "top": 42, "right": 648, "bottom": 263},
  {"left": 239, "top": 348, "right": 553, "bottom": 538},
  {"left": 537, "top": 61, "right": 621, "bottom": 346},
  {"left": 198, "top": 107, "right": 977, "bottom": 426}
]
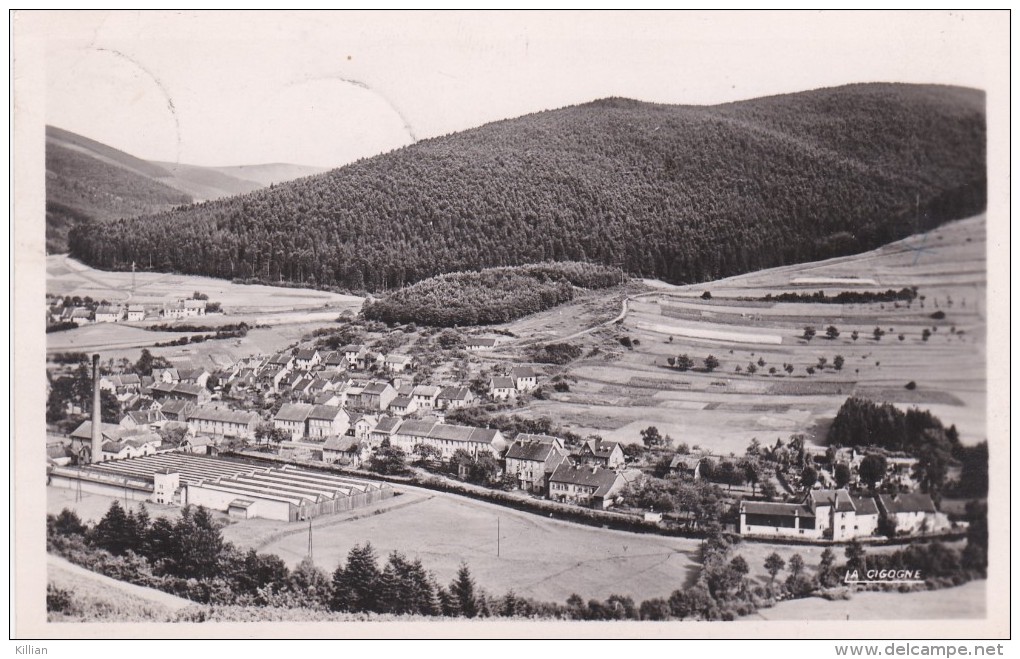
[
  {"left": 745, "top": 580, "right": 986, "bottom": 620},
  {"left": 47, "top": 254, "right": 365, "bottom": 368},
  {"left": 228, "top": 485, "right": 702, "bottom": 604},
  {"left": 499, "top": 215, "right": 987, "bottom": 453},
  {"left": 48, "top": 254, "right": 363, "bottom": 313}
]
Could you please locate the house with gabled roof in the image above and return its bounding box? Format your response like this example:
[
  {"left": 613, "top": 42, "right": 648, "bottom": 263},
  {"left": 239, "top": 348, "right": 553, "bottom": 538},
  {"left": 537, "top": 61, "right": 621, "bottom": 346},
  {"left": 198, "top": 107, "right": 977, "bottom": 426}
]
[
  {"left": 877, "top": 493, "right": 949, "bottom": 536},
  {"left": 294, "top": 348, "right": 322, "bottom": 371},
  {"left": 411, "top": 385, "right": 441, "bottom": 410},
  {"left": 669, "top": 455, "right": 704, "bottom": 480},
  {"left": 437, "top": 386, "right": 474, "bottom": 410},
  {"left": 313, "top": 391, "right": 344, "bottom": 407},
  {"left": 348, "top": 413, "right": 379, "bottom": 441},
  {"left": 119, "top": 408, "right": 166, "bottom": 431},
  {"left": 322, "top": 436, "right": 367, "bottom": 467},
  {"left": 187, "top": 406, "right": 261, "bottom": 440},
  {"left": 388, "top": 396, "right": 418, "bottom": 417},
  {"left": 739, "top": 488, "right": 883, "bottom": 540},
  {"left": 489, "top": 376, "right": 516, "bottom": 401},
  {"left": 158, "top": 398, "right": 195, "bottom": 422},
  {"left": 95, "top": 305, "right": 125, "bottom": 323},
  {"left": 274, "top": 403, "right": 314, "bottom": 440},
  {"left": 126, "top": 304, "right": 146, "bottom": 322},
  {"left": 340, "top": 344, "right": 367, "bottom": 363},
  {"left": 383, "top": 354, "right": 414, "bottom": 373},
  {"left": 505, "top": 435, "right": 569, "bottom": 493},
  {"left": 391, "top": 419, "right": 506, "bottom": 460},
  {"left": 69, "top": 307, "right": 93, "bottom": 325},
  {"left": 573, "top": 438, "right": 625, "bottom": 470},
  {"left": 269, "top": 352, "right": 295, "bottom": 370},
  {"left": 369, "top": 416, "right": 402, "bottom": 447},
  {"left": 153, "top": 367, "right": 180, "bottom": 384},
  {"left": 509, "top": 366, "right": 539, "bottom": 391},
  {"left": 322, "top": 351, "right": 347, "bottom": 369},
  {"left": 361, "top": 381, "right": 397, "bottom": 411},
  {"left": 548, "top": 464, "right": 626, "bottom": 509},
  {"left": 307, "top": 405, "right": 350, "bottom": 439}
]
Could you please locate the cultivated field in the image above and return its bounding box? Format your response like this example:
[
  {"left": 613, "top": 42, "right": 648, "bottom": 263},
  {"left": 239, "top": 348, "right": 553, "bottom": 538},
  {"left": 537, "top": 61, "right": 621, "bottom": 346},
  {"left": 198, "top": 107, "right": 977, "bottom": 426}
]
[
  {"left": 745, "top": 580, "right": 986, "bottom": 621},
  {"left": 496, "top": 215, "right": 987, "bottom": 454},
  {"left": 227, "top": 486, "right": 703, "bottom": 604},
  {"left": 47, "top": 254, "right": 363, "bottom": 313},
  {"left": 46, "top": 255, "right": 364, "bottom": 368}
]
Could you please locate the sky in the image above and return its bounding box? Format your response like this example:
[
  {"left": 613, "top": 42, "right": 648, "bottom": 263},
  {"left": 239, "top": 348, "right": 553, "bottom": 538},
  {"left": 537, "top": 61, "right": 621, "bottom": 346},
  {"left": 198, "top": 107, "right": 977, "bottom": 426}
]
[{"left": 24, "top": 10, "right": 1003, "bottom": 168}]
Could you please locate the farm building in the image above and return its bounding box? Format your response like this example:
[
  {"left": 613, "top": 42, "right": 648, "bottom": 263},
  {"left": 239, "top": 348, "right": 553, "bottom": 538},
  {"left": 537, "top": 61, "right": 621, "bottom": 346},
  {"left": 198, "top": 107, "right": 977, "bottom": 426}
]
[
  {"left": 94, "top": 305, "right": 124, "bottom": 323},
  {"left": 48, "top": 453, "right": 393, "bottom": 521},
  {"left": 739, "top": 488, "right": 891, "bottom": 540}
]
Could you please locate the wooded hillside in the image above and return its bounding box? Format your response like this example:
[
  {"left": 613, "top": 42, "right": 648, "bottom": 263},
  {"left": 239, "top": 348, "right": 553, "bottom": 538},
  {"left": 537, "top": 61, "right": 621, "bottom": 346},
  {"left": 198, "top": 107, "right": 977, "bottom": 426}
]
[{"left": 69, "top": 83, "right": 986, "bottom": 291}]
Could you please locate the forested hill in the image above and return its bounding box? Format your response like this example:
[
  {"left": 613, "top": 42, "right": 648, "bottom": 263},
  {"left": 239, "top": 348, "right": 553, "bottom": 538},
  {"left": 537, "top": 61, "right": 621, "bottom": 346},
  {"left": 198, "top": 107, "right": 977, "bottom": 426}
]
[{"left": 69, "top": 83, "right": 986, "bottom": 291}]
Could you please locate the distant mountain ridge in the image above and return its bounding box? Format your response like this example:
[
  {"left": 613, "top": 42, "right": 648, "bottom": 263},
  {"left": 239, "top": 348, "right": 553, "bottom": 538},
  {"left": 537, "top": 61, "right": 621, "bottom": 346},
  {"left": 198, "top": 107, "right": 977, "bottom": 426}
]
[
  {"left": 45, "top": 126, "right": 325, "bottom": 253},
  {"left": 69, "top": 83, "right": 986, "bottom": 290}
]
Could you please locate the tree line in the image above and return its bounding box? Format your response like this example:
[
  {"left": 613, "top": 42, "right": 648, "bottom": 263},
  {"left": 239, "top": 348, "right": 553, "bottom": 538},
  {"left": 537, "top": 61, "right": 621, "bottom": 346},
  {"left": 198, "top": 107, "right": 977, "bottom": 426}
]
[
  {"left": 826, "top": 397, "right": 987, "bottom": 501},
  {"left": 48, "top": 492, "right": 987, "bottom": 621},
  {"left": 362, "top": 262, "right": 623, "bottom": 327},
  {"left": 69, "top": 84, "right": 985, "bottom": 293}
]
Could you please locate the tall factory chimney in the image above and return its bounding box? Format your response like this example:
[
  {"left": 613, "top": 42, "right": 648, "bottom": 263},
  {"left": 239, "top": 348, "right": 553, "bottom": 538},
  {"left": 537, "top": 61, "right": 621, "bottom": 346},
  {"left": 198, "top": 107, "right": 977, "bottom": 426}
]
[{"left": 91, "top": 353, "right": 102, "bottom": 464}]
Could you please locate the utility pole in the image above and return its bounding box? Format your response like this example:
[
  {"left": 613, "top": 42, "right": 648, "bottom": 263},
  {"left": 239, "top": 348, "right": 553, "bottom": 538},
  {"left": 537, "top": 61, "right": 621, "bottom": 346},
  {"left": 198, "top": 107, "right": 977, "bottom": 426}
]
[
  {"left": 307, "top": 516, "right": 313, "bottom": 560},
  {"left": 497, "top": 516, "right": 500, "bottom": 558}
]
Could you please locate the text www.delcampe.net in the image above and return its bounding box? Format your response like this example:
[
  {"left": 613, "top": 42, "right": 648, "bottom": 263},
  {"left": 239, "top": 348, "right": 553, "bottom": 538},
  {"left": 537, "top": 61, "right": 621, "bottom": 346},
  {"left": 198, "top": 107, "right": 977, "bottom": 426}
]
[{"left": 835, "top": 644, "right": 1004, "bottom": 657}]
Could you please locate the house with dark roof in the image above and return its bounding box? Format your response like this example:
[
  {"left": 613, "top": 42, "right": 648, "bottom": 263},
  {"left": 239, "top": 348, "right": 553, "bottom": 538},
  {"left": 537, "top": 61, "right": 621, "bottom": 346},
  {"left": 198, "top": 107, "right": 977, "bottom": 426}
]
[
  {"left": 101, "top": 434, "right": 161, "bottom": 461},
  {"left": 158, "top": 398, "right": 195, "bottom": 422},
  {"left": 383, "top": 354, "right": 414, "bottom": 373},
  {"left": 509, "top": 366, "right": 539, "bottom": 391},
  {"left": 740, "top": 488, "right": 883, "bottom": 540},
  {"left": 361, "top": 381, "right": 397, "bottom": 411},
  {"left": 274, "top": 403, "right": 314, "bottom": 440},
  {"left": 322, "top": 436, "right": 368, "bottom": 467},
  {"left": 669, "top": 455, "right": 704, "bottom": 479},
  {"left": 877, "top": 493, "right": 949, "bottom": 535},
  {"left": 126, "top": 304, "right": 146, "bottom": 322},
  {"left": 573, "top": 439, "right": 625, "bottom": 470},
  {"left": 548, "top": 464, "right": 626, "bottom": 509},
  {"left": 465, "top": 337, "right": 499, "bottom": 351},
  {"left": 391, "top": 419, "right": 507, "bottom": 460},
  {"left": 505, "top": 436, "right": 569, "bottom": 493},
  {"left": 489, "top": 376, "right": 516, "bottom": 401},
  {"left": 119, "top": 408, "right": 166, "bottom": 431},
  {"left": 187, "top": 406, "right": 260, "bottom": 439},
  {"left": 307, "top": 404, "right": 350, "bottom": 439},
  {"left": 95, "top": 305, "right": 125, "bottom": 323},
  {"left": 411, "top": 385, "right": 441, "bottom": 410},
  {"left": 388, "top": 396, "right": 418, "bottom": 417},
  {"left": 369, "top": 416, "right": 402, "bottom": 446},
  {"left": 294, "top": 348, "right": 322, "bottom": 371},
  {"left": 340, "top": 344, "right": 366, "bottom": 363},
  {"left": 322, "top": 351, "right": 347, "bottom": 369},
  {"left": 437, "top": 386, "right": 474, "bottom": 410},
  {"left": 348, "top": 413, "right": 379, "bottom": 440}
]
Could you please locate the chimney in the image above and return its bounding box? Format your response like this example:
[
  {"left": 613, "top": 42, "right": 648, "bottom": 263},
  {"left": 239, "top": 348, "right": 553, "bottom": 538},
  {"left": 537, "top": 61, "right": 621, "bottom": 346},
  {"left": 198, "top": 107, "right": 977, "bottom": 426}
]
[{"left": 91, "top": 353, "right": 102, "bottom": 464}]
